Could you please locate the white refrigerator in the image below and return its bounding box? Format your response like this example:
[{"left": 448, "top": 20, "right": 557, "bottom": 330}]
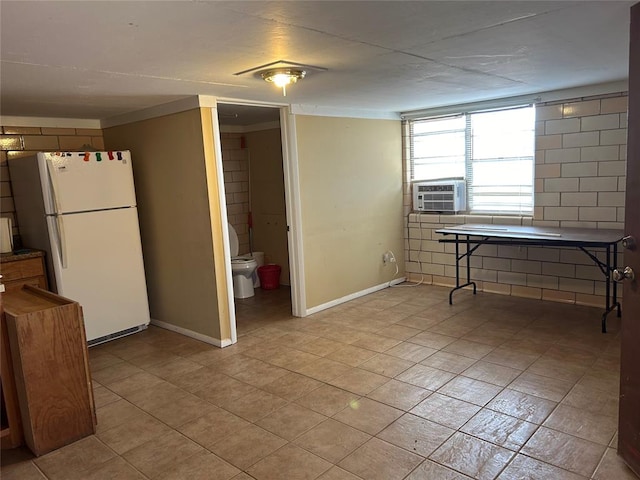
[{"left": 8, "top": 151, "right": 150, "bottom": 344}]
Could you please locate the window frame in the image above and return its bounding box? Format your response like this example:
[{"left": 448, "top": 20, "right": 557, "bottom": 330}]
[{"left": 408, "top": 104, "right": 535, "bottom": 216}]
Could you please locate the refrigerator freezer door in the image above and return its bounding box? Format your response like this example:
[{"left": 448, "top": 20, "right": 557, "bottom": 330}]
[
  {"left": 49, "top": 207, "right": 150, "bottom": 341},
  {"left": 42, "top": 151, "right": 137, "bottom": 214}
]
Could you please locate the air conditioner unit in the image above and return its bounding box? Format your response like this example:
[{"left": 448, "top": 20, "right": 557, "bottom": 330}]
[{"left": 413, "top": 180, "right": 466, "bottom": 213}]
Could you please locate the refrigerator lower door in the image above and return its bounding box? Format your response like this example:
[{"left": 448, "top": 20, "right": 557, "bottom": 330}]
[{"left": 48, "top": 207, "right": 150, "bottom": 342}]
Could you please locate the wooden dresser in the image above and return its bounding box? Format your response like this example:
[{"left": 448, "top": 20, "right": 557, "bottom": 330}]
[{"left": 0, "top": 251, "right": 48, "bottom": 293}]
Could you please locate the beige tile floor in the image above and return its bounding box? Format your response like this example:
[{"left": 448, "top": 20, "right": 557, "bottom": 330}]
[{"left": 2, "top": 284, "right": 638, "bottom": 480}]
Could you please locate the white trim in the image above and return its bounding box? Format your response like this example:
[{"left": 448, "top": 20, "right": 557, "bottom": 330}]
[
  {"left": 101, "top": 95, "right": 218, "bottom": 128},
  {"left": 0, "top": 116, "right": 101, "bottom": 129},
  {"left": 219, "top": 121, "right": 281, "bottom": 134},
  {"left": 196, "top": 95, "right": 219, "bottom": 108},
  {"left": 290, "top": 104, "right": 400, "bottom": 121},
  {"left": 281, "top": 109, "right": 306, "bottom": 317},
  {"left": 401, "top": 80, "right": 629, "bottom": 120},
  {"left": 210, "top": 106, "right": 238, "bottom": 345},
  {"left": 304, "top": 277, "right": 407, "bottom": 316},
  {"left": 216, "top": 97, "right": 289, "bottom": 109},
  {"left": 151, "top": 319, "right": 234, "bottom": 348}
]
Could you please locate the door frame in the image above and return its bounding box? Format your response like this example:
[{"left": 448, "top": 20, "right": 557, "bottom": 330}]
[
  {"left": 618, "top": 2, "right": 640, "bottom": 475},
  {"left": 280, "top": 106, "right": 306, "bottom": 317},
  {"left": 210, "top": 99, "right": 306, "bottom": 344}
]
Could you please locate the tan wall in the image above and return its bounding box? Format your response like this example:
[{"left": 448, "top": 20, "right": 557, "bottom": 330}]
[
  {"left": 295, "top": 115, "right": 404, "bottom": 308},
  {"left": 0, "top": 126, "right": 104, "bottom": 241},
  {"left": 245, "top": 128, "right": 290, "bottom": 285},
  {"left": 103, "top": 109, "right": 229, "bottom": 342},
  {"left": 404, "top": 93, "right": 628, "bottom": 307}
]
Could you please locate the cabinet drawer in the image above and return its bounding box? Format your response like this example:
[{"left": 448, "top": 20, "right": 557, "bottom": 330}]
[
  {"left": 1, "top": 261, "right": 23, "bottom": 281},
  {"left": 1, "top": 258, "right": 44, "bottom": 281},
  {"left": 21, "top": 259, "right": 44, "bottom": 278}
]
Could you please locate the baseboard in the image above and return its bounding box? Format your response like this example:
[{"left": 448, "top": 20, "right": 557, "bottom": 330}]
[
  {"left": 304, "top": 277, "right": 407, "bottom": 316},
  {"left": 150, "top": 319, "right": 235, "bottom": 348}
]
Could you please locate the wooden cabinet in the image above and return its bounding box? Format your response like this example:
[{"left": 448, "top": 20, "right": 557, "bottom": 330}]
[
  {"left": 1, "top": 251, "right": 48, "bottom": 449},
  {"left": 1, "top": 300, "right": 23, "bottom": 449},
  {"left": 1, "top": 252, "right": 48, "bottom": 294},
  {"left": 3, "top": 286, "right": 95, "bottom": 456}
]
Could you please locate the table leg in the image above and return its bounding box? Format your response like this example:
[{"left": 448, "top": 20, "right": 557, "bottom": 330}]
[
  {"left": 601, "top": 243, "right": 622, "bottom": 333},
  {"left": 448, "top": 234, "right": 477, "bottom": 304},
  {"left": 614, "top": 242, "right": 621, "bottom": 317}
]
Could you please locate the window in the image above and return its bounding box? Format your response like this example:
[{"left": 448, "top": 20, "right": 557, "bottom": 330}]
[{"left": 409, "top": 105, "right": 535, "bottom": 215}]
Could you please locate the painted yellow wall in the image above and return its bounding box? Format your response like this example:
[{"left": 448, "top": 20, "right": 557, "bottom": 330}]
[
  {"left": 295, "top": 115, "right": 404, "bottom": 308},
  {"left": 245, "top": 128, "right": 290, "bottom": 285},
  {"left": 103, "top": 109, "right": 229, "bottom": 342}
]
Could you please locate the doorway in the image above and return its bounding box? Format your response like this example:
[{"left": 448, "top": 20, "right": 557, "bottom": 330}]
[{"left": 216, "top": 103, "right": 293, "bottom": 335}]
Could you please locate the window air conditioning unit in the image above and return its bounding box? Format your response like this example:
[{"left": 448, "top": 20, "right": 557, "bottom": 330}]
[{"left": 413, "top": 180, "right": 466, "bottom": 213}]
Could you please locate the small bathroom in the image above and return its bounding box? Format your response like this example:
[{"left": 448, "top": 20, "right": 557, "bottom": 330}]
[{"left": 217, "top": 104, "right": 291, "bottom": 325}]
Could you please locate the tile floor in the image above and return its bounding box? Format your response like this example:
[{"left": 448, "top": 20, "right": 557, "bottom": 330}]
[{"left": 2, "top": 284, "right": 638, "bottom": 480}]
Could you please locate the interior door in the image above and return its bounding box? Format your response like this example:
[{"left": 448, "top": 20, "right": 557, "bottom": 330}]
[{"left": 619, "top": 2, "right": 640, "bottom": 476}]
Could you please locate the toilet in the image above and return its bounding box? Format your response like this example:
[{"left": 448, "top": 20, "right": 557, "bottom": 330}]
[{"left": 228, "top": 224, "right": 258, "bottom": 299}]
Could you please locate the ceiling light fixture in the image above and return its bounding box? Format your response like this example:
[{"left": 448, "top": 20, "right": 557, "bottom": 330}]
[{"left": 260, "top": 68, "right": 306, "bottom": 96}]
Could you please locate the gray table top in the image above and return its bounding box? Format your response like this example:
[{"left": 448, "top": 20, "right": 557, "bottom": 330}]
[{"left": 436, "top": 224, "right": 624, "bottom": 245}]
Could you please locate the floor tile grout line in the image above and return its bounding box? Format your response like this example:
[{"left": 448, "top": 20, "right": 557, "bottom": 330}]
[
  {"left": 95, "top": 382, "right": 266, "bottom": 476},
  {"left": 106, "top": 353, "right": 461, "bottom": 476},
  {"left": 102, "top": 374, "right": 606, "bottom": 480},
  {"left": 11, "top": 286, "right": 623, "bottom": 480},
  {"left": 591, "top": 445, "right": 614, "bottom": 480}
]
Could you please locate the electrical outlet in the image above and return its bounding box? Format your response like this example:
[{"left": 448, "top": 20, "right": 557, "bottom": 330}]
[{"left": 383, "top": 252, "right": 391, "bottom": 264}]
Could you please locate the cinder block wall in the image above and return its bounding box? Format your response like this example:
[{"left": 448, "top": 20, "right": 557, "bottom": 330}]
[
  {"left": 220, "top": 132, "right": 250, "bottom": 254},
  {"left": 404, "top": 93, "right": 628, "bottom": 307},
  {"left": 0, "top": 125, "right": 105, "bottom": 239}
]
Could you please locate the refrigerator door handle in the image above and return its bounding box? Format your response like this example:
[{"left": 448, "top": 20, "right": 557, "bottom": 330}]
[
  {"left": 53, "top": 214, "right": 68, "bottom": 269},
  {"left": 46, "top": 157, "right": 63, "bottom": 214},
  {"left": 58, "top": 215, "right": 68, "bottom": 269}
]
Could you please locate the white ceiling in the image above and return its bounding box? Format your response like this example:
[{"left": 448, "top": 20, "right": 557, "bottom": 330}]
[{"left": 0, "top": 1, "right": 634, "bottom": 124}]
